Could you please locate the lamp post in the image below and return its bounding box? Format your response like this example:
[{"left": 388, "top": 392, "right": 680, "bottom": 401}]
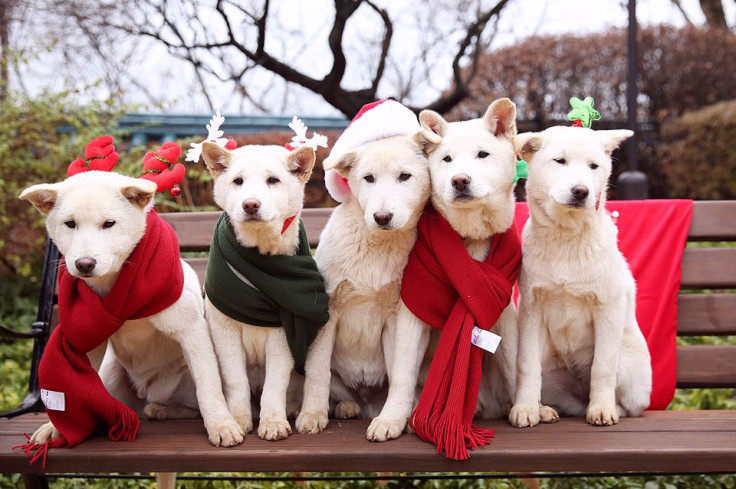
[{"left": 617, "top": 0, "right": 649, "bottom": 199}]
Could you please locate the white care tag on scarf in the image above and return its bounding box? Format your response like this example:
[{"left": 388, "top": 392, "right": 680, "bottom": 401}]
[
  {"left": 41, "top": 389, "right": 65, "bottom": 411},
  {"left": 471, "top": 326, "right": 501, "bottom": 354}
]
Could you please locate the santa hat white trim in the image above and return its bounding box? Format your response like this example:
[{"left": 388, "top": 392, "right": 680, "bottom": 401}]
[{"left": 325, "top": 100, "right": 419, "bottom": 202}]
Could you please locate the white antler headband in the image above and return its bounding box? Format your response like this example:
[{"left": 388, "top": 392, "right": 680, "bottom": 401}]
[
  {"left": 185, "top": 111, "right": 233, "bottom": 163},
  {"left": 288, "top": 116, "right": 328, "bottom": 150}
]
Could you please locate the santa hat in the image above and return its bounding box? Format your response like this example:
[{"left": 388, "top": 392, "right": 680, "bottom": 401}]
[{"left": 324, "top": 100, "right": 420, "bottom": 203}]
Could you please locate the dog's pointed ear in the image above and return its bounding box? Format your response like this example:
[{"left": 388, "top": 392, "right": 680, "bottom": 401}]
[
  {"left": 419, "top": 110, "right": 448, "bottom": 138},
  {"left": 287, "top": 146, "right": 316, "bottom": 182},
  {"left": 120, "top": 179, "right": 157, "bottom": 209},
  {"left": 202, "top": 142, "right": 233, "bottom": 176},
  {"left": 323, "top": 150, "right": 358, "bottom": 177},
  {"left": 19, "top": 183, "right": 61, "bottom": 214},
  {"left": 412, "top": 128, "right": 442, "bottom": 156},
  {"left": 595, "top": 129, "right": 634, "bottom": 155},
  {"left": 484, "top": 98, "right": 517, "bottom": 139},
  {"left": 514, "top": 132, "right": 543, "bottom": 162}
]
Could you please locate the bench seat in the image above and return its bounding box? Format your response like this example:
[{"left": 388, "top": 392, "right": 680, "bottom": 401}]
[{"left": 2, "top": 411, "right": 736, "bottom": 474}]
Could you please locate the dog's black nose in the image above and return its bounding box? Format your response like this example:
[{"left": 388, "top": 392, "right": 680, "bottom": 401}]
[
  {"left": 451, "top": 174, "right": 471, "bottom": 191},
  {"left": 571, "top": 185, "right": 589, "bottom": 201},
  {"left": 75, "top": 257, "right": 96, "bottom": 275},
  {"left": 373, "top": 212, "right": 393, "bottom": 226},
  {"left": 242, "top": 199, "right": 261, "bottom": 215}
]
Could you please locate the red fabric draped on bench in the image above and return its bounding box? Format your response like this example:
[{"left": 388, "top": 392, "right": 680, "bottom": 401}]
[{"left": 514, "top": 200, "right": 693, "bottom": 410}]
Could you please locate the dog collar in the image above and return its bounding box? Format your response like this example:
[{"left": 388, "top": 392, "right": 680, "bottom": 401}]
[{"left": 282, "top": 215, "right": 296, "bottom": 234}]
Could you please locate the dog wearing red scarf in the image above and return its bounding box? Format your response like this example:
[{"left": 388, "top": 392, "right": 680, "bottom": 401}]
[
  {"left": 20, "top": 170, "right": 244, "bottom": 452},
  {"left": 394, "top": 98, "right": 522, "bottom": 459}
]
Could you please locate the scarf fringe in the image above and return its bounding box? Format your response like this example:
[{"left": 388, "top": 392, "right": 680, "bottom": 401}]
[
  {"left": 108, "top": 406, "right": 140, "bottom": 442},
  {"left": 13, "top": 433, "right": 68, "bottom": 469},
  {"left": 411, "top": 410, "right": 496, "bottom": 461}
]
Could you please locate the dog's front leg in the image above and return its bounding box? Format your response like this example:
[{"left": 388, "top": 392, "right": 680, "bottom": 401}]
[
  {"left": 173, "top": 315, "right": 245, "bottom": 447},
  {"left": 296, "top": 313, "right": 337, "bottom": 434},
  {"left": 367, "top": 300, "right": 430, "bottom": 442},
  {"left": 509, "top": 293, "right": 557, "bottom": 427},
  {"left": 258, "top": 328, "right": 294, "bottom": 441},
  {"left": 587, "top": 296, "right": 626, "bottom": 426},
  {"left": 206, "top": 302, "right": 253, "bottom": 434}
]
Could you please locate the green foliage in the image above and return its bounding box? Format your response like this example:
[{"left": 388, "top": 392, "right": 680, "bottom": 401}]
[{"left": 658, "top": 100, "right": 736, "bottom": 200}]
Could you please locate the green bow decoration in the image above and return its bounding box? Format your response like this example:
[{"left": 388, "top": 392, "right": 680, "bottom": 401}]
[
  {"left": 514, "top": 154, "right": 528, "bottom": 184},
  {"left": 567, "top": 96, "right": 601, "bottom": 128}
]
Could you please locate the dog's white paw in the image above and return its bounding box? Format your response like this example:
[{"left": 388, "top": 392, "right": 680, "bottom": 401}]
[
  {"left": 334, "top": 400, "right": 361, "bottom": 419},
  {"left": 232, "top": 413, "right": 254, "bottom": 434},
  {"left": 366, "top": 416, "right": 406, "bottom": 442},
  {"left": 258, "top": 418, "right": 292, "bottom": 441},
  {"left": 509, "top": 403, "right": 541, "bottom": 428},
  {"left": 30, "top": 421, "right": 60, "bottom": 445},
  {"left": 295, "top": 411, "right": 328, "bottom": 435},
  {"left": 206, "top": 417, "right": 245, "bottom": 447},
  {"left": 586, "top": 403, "right": 619, "bottom": 426},
  {"left": 286, "top": 401, "right": 301, "bottom": 420},
  {"left": 539, "top": 405, "right": 560, "bottom": 423}
]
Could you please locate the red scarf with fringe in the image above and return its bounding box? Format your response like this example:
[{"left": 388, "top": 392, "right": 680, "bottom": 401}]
[
  {"left": 15, "top": 211, "right": 184, "bottom": 468},
  {"left": 401, "top": 205, "right": 521, "bottom": 460}
]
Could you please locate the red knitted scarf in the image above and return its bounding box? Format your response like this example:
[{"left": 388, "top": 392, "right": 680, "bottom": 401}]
[
  {"left": 15, "top": 211, "right": 184, "bottom": 468},
  {"left": 401, "top": 205, "right": 521, "bottom": 460}
]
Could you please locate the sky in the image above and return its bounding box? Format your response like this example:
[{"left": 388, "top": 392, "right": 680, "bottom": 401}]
[{"left": 13, "top": 0, "right": 735, "bottom": 116}]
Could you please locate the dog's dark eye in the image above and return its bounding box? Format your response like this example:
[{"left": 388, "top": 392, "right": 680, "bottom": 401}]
[
  {"left": 364, "top": 174, "right": 375, "bottom": 183},
  {"left": 64, "top": 220, "right": 75, "bottom": 229},
  {"left": 267, "top": 176, "right": 280, "bottom": 185},
  {"left": 590, "top": 163, "right": 599, "bottom": 170},
  {"left": 554, "top": 158, "right": 566, "bottom": 165},
  {"left": 398, "top": 172, "right": 412, "bottom": 182},
  {"left": 477, "top": 151, "right": 489, "bottom": 159},
  {"left": 102, "top": 220, "right": 116, "bottom": 229},
  {"left": 233, "top": 177, "right": 243, "bottom": 185},
  {"left": 442, "top": 155, "right": 452, "bottom": 163}
]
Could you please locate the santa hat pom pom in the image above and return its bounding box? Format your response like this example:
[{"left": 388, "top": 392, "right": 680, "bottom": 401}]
[{"left": 325, "top": 168, "right": 352, "bottom": 203}]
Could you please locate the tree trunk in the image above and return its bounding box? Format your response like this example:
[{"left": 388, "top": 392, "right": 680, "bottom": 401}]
[
  {"left": 0, "top": 0, "right": 10, "bottom": 101},
  {"left": 699, "top": 0, "right": 729, "bottom": 29}
]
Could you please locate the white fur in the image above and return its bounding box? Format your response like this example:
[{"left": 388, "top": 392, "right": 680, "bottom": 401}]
[
  {"left": 508, "top": 126, "right": 652, "bottom": 429},
  {"left": 21, "top": 171, "right": 244, "bottom": 451},
  {"left": 310, "top": 130, "right": 439, "bottom": 442},
  {"left": 201, "top": 142, "right": 324, "bottom": 440}
]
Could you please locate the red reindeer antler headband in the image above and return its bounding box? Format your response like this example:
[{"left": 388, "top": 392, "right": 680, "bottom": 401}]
[{"left": 67, "top": 136, "right": 119, "bottom": 176}]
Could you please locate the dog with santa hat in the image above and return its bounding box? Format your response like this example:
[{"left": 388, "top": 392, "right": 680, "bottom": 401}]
[{"left": 301, "top": 100, "right": 441, "bottom": 442}]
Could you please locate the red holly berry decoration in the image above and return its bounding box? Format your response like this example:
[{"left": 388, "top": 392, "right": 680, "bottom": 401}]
[
  {"left": 67, "top": 136, "right": 119, "bottom": 177},
  {"left": 140, "top": 142, "right": 186, "bottom": 196}
]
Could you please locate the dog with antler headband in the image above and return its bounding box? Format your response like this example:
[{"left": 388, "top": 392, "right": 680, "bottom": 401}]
[{"left": 18, "top": 136, "right": 245, "bottom": 470}]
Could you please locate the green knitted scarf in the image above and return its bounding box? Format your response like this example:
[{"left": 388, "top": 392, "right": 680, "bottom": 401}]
[{"left": 204, "top": 214, "right": 329, "bottom": 374}]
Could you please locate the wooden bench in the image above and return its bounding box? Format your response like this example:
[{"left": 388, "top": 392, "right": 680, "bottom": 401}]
[{"left": 1, "top": 201, "right": 735, "bottom": 485}]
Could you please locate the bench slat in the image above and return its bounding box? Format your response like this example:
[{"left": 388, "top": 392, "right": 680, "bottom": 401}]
[
  {"left": 677, "top": 294, "right": 736, "bottom": 336},
  {"left": 2, "top": 413, "right": 735, "bottom": 474},
  {"left": 689, "top": 201, "right": 736, "bottom": 240},
  {"left": 680, "top": 248, "right": 736, "bottom": 289},
  {"left": 677, "top": 345, "right": 736, "bottom": 388}
]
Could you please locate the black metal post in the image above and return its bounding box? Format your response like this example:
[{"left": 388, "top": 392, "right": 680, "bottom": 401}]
[{"left": 617, "top": 0, "right": 649, "bottom": 199}]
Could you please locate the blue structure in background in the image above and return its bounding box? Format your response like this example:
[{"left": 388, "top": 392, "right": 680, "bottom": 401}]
[{"left": 119, "top": 114, "right": 349, "bottom": 147}]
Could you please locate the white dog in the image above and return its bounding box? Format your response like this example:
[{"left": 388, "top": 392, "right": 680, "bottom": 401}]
[
  {"left": 20, "top": 171, "right": 245, "bottom": 449},
  {"left": 306, "top": 126, "right": 439, "bottom": 442},
  {"left": 201, "top": 142, "right": 332, "bottom": 441},
  {"left": 403, "top": 98, "right": 521, "bottom": 421},
  {"left": 509, "top": 126, "right": 652, "bottom": 428}
]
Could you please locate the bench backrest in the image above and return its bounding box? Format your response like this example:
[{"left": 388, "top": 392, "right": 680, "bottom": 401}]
[{"left": 157, "top": 201, "right": 735, "bottom": 390}]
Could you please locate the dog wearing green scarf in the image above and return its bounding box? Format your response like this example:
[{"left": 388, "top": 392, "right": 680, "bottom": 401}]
[{"left": 201, "top": 141, "right": 331, "bottom": 441}]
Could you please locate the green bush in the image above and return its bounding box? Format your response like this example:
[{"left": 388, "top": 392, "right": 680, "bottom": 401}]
[{"left": 658, "top": 100, "right": 736, "bottom": 200}]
